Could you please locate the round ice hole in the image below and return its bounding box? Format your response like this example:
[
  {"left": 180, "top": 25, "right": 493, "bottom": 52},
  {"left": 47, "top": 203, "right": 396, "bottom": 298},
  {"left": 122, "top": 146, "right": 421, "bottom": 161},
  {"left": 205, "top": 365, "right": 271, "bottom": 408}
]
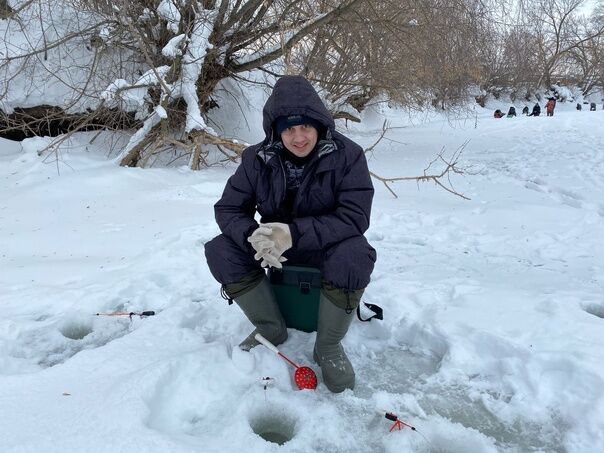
[
  {"left": 249, "top": 410, "right": 297, "bottom": 445},
  {"left": 60, "top": 323, "right": 93, "bottom": 340},
  {"left": 583, "top": 304, "right": 604, "bottom": 319}
]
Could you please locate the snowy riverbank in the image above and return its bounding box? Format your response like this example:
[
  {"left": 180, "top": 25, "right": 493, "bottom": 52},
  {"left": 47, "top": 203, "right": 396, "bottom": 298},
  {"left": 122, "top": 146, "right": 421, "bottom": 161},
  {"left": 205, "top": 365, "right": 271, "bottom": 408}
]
[{"left": 1, "top": 106, "right": 603, "bottom": 452}]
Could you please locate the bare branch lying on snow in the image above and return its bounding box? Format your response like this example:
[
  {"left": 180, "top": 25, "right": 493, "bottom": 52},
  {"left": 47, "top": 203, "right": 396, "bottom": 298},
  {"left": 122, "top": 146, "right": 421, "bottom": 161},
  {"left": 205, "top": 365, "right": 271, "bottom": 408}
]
[
  {"left": 365, "top": 122, "right": 470, "bottom": 200},
  {"left": 364, "top": 119, "right": 390, "bottom": 154}
]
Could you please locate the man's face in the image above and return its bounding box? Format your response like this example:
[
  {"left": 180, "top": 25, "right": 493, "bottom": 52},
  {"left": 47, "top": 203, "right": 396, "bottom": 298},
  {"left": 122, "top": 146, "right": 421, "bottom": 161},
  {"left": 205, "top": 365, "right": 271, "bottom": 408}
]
[{"left": 280, "top": 124, "right": 318, "bottom": 157}]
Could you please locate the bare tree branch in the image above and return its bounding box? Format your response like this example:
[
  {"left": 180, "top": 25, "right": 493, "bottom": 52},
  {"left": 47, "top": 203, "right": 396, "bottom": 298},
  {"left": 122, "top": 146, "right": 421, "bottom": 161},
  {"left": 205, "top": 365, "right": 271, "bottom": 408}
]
[
  {"left": 367, "top": 129, "right": 470, "bottom": 200},
  {"left": 230, "top": 0, "right": 365, "bottom": 73}
]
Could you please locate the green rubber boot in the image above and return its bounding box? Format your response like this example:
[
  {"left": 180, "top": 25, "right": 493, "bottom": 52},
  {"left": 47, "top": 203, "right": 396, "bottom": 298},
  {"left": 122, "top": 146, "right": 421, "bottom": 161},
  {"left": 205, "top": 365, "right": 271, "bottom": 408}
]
[
  {"left": 231, "top": 276, "right": 287, "bottom": 351},
  {"left": 313, "top": 291, "right": 357, "bottom": 393}
]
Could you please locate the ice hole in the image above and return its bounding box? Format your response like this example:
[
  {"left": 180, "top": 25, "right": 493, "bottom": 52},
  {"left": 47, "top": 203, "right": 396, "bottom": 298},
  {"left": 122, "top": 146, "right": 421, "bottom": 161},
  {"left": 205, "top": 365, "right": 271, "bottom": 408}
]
[
  {"left": 249, "top": 408, "right": 297, "bottom": 445},
  {"left": 583, "top": 303, "right": 604, "bottom": 319},
  {"left": 60, "top": 322, "right": 93, "bottom": 340}
]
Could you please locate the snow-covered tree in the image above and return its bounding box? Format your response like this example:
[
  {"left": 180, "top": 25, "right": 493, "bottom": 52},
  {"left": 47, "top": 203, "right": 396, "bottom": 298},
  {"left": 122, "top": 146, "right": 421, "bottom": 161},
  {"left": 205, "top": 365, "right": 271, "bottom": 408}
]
[{"left": 0, "top": 0, "right": 367, "bottom": 167}]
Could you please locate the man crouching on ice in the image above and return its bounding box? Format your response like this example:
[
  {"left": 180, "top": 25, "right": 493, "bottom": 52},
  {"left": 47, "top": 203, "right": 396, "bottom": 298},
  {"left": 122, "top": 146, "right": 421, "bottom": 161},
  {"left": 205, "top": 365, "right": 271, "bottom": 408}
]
[{"left": 204, "top": 75, "right": 376, "bottom": 393}]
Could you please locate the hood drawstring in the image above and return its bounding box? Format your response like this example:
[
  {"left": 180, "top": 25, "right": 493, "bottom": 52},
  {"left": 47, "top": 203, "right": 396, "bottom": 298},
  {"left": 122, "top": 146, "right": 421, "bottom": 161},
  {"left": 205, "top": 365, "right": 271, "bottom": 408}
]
[
  {"left": 221, "top": 285, "right": 233, "bottom": 305},
  {"left": 344, "top": 290, "right": 353, "bottom": 315}
]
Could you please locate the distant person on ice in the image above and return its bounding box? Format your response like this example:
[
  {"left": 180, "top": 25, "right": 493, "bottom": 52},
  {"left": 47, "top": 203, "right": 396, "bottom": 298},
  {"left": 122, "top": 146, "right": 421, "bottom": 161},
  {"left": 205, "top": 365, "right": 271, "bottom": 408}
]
[
  {"left": 546, "top": 98, "right": 556, "bottom": 116},
  {"left": 576, "top": 103, "right": 582, "bottom": 111},
  {"left": 507, "top": 106, "right": 516, "bottom": 117},
  {"left": 205, "top": 75, "right": 376, "bottom": 393},
  {"left": 522, "top": 106, "right": 529, "bottom": 115},
  {"left": 590, "top": 102, "right": 596, "bottom": 111},
  {"left": 493, "top": 109, "right": 504, "bottom": 118},
  {"left": 528, "top": 103, "right": 541, "bottom": 117}
]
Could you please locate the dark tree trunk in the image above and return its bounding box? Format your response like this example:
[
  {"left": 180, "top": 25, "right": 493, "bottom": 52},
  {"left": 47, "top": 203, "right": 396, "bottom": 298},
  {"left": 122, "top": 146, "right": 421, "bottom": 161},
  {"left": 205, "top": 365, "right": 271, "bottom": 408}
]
[
  {"left": 0, "top": 0, "right": 13, "bottom": 19},
  {"left": 0, "top": 106, "right": 140, "bottom": 141}
]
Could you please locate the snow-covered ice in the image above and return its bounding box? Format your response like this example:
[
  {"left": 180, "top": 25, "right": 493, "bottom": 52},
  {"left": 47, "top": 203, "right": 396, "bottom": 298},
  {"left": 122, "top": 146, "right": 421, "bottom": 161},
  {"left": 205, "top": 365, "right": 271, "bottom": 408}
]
[{"left": 1, "top": 105, "right": 603, "bottom": 452}]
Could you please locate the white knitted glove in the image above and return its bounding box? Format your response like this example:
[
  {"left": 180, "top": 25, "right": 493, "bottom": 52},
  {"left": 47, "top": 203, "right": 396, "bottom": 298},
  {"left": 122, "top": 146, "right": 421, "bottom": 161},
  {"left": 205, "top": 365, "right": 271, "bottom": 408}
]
[{"left": 248, "top": 223, "right": 292, "bottom": 269}]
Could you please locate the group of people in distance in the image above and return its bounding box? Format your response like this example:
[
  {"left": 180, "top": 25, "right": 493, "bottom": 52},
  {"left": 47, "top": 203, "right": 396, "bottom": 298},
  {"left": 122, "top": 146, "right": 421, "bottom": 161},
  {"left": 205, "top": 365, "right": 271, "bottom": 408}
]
[
  {"left": 494, "top": 97, "right": 557, "bottom": 119},
  {"left": 576, "top": 102, "right": 599, "bottom": 111},
  {"left": 495, "top": 98, "right": 602, "bottom": 119}
]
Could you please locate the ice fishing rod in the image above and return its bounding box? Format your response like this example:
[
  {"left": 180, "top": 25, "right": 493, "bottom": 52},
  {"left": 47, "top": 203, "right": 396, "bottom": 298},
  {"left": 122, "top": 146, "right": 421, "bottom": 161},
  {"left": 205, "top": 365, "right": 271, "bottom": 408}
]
[
  {"left": 95, "top": 311, "right": 156, "bottom": 320},
  {"left": 377, "top": 410, "right": 432, "bottom": 446},
  {"left": 380, "top": 410, "right": 417, "bottom": 432}
]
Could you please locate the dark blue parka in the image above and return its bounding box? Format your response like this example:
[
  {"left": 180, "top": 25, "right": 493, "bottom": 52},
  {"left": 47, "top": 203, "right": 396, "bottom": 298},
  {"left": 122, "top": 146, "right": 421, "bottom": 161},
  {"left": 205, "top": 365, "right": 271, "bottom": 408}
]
[{"left": 206, "top": 76, "right": 376, "bottom": 289}]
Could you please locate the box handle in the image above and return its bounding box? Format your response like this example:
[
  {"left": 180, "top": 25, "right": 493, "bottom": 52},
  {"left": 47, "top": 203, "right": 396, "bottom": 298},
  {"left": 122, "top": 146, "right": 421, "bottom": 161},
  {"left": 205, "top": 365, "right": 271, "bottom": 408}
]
[{"left": 299, "top": 281, "right": 311, "bottom": 295}]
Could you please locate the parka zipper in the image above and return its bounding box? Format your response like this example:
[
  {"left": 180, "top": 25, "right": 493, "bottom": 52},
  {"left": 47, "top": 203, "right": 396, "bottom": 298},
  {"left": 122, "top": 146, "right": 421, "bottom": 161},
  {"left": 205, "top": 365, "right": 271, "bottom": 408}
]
[
  {"left": 277, "top": 154, "right": 287, "bottom": 205},
  {"left": 292, "top": 157, "right": 321, "bottom": 216}
]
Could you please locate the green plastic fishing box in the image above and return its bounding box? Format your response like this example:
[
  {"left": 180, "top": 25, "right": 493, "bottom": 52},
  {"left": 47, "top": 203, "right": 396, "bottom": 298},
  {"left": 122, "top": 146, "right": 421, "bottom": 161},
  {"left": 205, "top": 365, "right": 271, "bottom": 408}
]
[{"left": 268, "top": 265, "right": 321, "bottom": 333}]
